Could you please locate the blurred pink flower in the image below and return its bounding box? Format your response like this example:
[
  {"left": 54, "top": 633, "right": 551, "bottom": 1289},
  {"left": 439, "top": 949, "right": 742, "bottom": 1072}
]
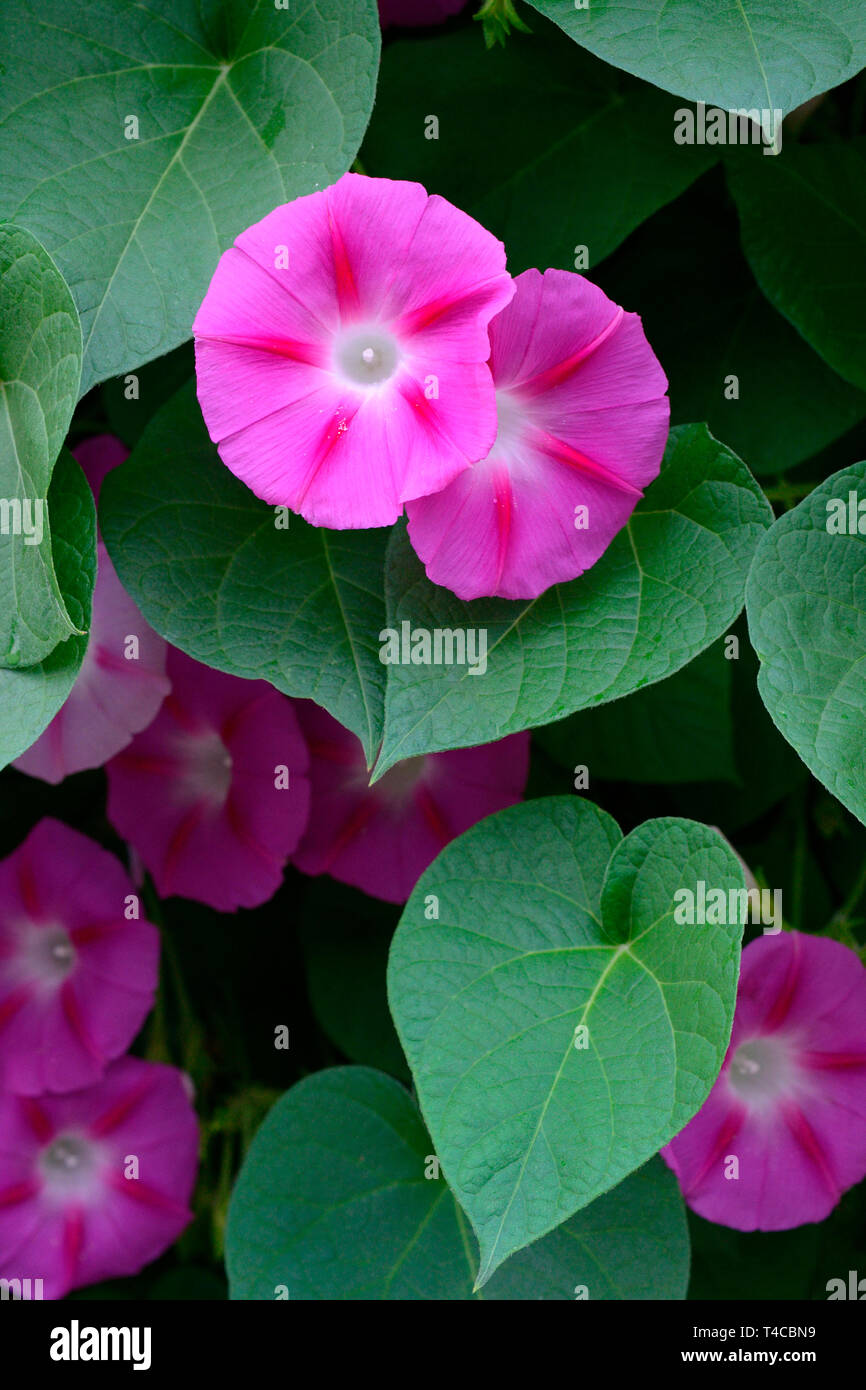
[
  {"left": 73, "top": 433, "right": 129, "bottom": 506},
  {"left": 292, "top": 701, "right": 529, "bottom": 902},
  {"left": 14, "top": 543, "right": 170, "bottom": 783},
  {"left": 407, "top": 267, "right": 669, "bottom": 599},
  {"left": 0, "top": 1056, "right": 198, "bottom": 1299},
  {"left": 0, "top": 820, "right": 159, "bottom": 1096},
  {"left": 662, "top": 931, "right": 866, "bottom": 1231},
  {"left": 379, "top": 0, "right": 465, "bottom": 26},
  {"left": 193, "top": 172, "right": 513, "bottom": 529},
  {"left": 106, "top": 649, "right": 310, "bottom": 911},
  {"left": 13, "top": 436, "right": 169, "bottom": 784}
]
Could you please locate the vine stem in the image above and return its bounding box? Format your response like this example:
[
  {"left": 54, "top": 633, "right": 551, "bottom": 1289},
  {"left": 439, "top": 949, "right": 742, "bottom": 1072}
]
[
  {"left": 830, "top": 857, "right": 866, "bottom": 932},
  {"left": 140, "top": 872, "right": 200, "bottom": 1076}
]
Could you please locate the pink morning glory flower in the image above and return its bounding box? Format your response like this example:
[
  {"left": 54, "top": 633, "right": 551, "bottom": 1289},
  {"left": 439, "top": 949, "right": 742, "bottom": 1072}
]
[
  {"left": 406, "top": 267, "right": 670, "bottom": 600},
  {"left": 105, "top": 648, "right": 311, "bottom": 912},
  {"left": 72, "top": 432, "right": 129, "bottom": 505},
  {"left": 0, "top": 819, "right": 159, "bottom": 1097},
  {"left": 379, "top": 0, "right": 466, "bottom": 26},
  {"left": 292, "top": 700, "right": 529, "bottom": 903},
  {"left": 13, "top": 436, "right": 170, "bottom": 784},
  {"left": 0, "top": 1056, "right": 198, "bottom": 1299},
  {"left": 193, "top": 173, "right": 514, "bottom": 529},
  {"left": 662, "top": 931, "right": 866, "bottom": 1231},
  {"left": 13, "top": 542, "right": 170, "bottom": 783}
]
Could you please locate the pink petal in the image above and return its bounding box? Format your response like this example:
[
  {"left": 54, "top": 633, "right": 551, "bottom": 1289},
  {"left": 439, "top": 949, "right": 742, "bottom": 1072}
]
[
  {"left": 13, "top": 543, "right": 170, "bottom": 783},
  {"left": 72, "top": 434, "right": 129, "bottom": 506},
  {"left": 0, "top": 1057, "right": 197, "bottom": 1298},
  {"left": 106, "top": 649, "right": 310, "bottom": 912},
  {"left": 407, "top": 267, "right": 669, "bottom": 600},
  {"left": 379, "top": 0, "right": 466, "bottom": 26},
  {"left": 194, "top": 174, "right": 513, "bottom": 529},
  {"left": 292, "top": 701, "right": 529, "bottom": 902},
  {"left": 0, "top": 820, "right": 159, "bottom": 1096},
  {"left": 663, "top": 932, "right": 866, "bottom": 1231}
]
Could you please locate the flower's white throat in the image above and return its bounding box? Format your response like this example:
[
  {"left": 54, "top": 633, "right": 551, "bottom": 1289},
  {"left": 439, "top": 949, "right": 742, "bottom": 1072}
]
[
  {"left": 40, "top": 1132, "right": 102, "bottom": 1202},
  {"left": 335, "top": 327, "right": 400, "bottom": 386},
  {"left": 728, "top": 1035, "right": 793, "bottom": 1107}
]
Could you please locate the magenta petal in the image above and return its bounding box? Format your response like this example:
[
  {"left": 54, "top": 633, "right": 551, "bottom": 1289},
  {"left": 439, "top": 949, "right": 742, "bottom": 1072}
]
[
  {"left": 106, "top": 649, "right": 311, "bottom": 911},
  {"left": 407, "top": 266, "right": 669, "bottom": 600},
  {"left": 0, "top": 820, "right": 159, "bottom": 1096},
  {"left": 491, "top": 268, "right": 616, "bottom": 387},
  {"left": 13, "top": 543, "right": 170, "bottom": 783},
  {"left": 379, "top": 0, "right": 466, "bottom": 27},
  {"left": 0, "top": 1057, "right": 198, "bottom": 1298},
  {"left": 292, "top": 701, "right": 529, "bottom": 902},
  {"left": 194, "top": 173, "right": 513, "bottom": 529},
  {"left": 72, "top": 434, "right": 129, "bottom": 506},
  {"left": 663, "top": 932, "right": 866, "bottom": 1231},
  {"left": 15, "top": 432, "right": 169, "bottom": 783}
]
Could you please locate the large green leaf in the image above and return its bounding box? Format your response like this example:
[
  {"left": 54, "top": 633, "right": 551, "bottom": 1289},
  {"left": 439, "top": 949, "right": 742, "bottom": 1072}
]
[
  {"left": 361, "top": 16, "right": 715, "bottom": 273},
  {"left": 596, "top": 175, "right": 866, "bottom": 478},
  {"left": 537, "top": 639, "right": 737, "bottom": 785},
  {"left": 373, "top": 424, "right": 771, "bottom": 778},
  {"left": 0, "top": 224, "right": 82, "bottom": 667},
  {"left": 746, "top": 460, "right": 866, "bottom": 825},
  {"left": 388, "top": 798, "right": 744, "bottom": 1285},
  {"left": 0, "top": 448, "right": 96, "bottom": 769},
  {"left": 99, "top": 384, "right": 388, "bottom": 764},
  {"left": 727, "top": 140, "right": 866, "bottom": 392},
  {"left": 0, "top": 0, "right": 381, "bottom": 394},
  {"left": 530, "top": 0, "right": 866, "bottom": 119},
  {"left": 225, "top": 1066, "right": 689, "bottom": 1300}
]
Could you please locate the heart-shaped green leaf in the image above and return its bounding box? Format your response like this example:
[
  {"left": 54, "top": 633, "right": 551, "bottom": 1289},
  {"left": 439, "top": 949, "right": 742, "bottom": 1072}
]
[
  {"left": 225, "top": 1066, "right": 690, "bottom": 1300},
  {"left": 529, "top": 0, "right": 866, "bottom": 120},
  {"left": 388, "top": 798, "right": 744, "bottom": 1286},
  {"left": 727, "top": 140, "right": 866, "bottom": 393},
  {"left": 373, "top": 423, "right": 771, "bottom": 778},
  {"left": 99, "top": 383, "right": 388, "bottom": 764},
  {"left": 0, "top": 448, "right": 96, "bottom": 769},
  {"left": 361, "top": 15, "right": 715, "bottom": 273},
  {"left": 0, "top": 223, "right": 82, "bottom": 667},
  {"left": 0, "top": 0, "right": 380, "bottom": 394},
  {"left": 746, "top": 461, "right": 866, "bottom": 825}
]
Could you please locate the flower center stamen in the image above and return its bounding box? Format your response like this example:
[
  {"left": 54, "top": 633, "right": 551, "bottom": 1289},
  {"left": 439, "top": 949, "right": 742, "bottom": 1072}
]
[
  {"left": 178, "top": 730, "right": 233, "bottom": 806},
  {"left": 39, "top": 1131, "right": 101, "bottom": 1199},
  {"left": 26, "top": 925, "right": 77, "bottom": 986},
  {"left": 335, "top": 328, "right": 399, "bottom": 386},
  {"left": 728, "top": 1036, "right": 793, "bottom": 1106}
]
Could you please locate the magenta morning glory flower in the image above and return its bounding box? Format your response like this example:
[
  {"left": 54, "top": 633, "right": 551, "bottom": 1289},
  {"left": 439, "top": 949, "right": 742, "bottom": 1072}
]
[
  {"left": 379, "top": 0, "right": 466, "bottom": 26},
  {"left": 105, "top": 648, "right": 311, "bottom": 912},
  {"left": 72, "top": 432, "right": 129, "bottom": 505},
  {"left": 662, "top": 931, "right": 866, "bottom": 1231},
  {"left": 193, "top": 173, "right": 514, "bottom": 529},
  {"left": 406, "top": 267, "right": 670, "bottom": 600},
  {"left": 13, "top": 542, "right": 170, "bottom": 783},
  {"left": 0, "top": 820, "right": 159, "bottom": 1097},
  {"left": 13, "top": 436, "right": 170, "bottom": 784},
  {"left": 0, "top": 1056, "right": 198, "bottom": 1299},
  {"left": 292, "top": 701, "right": 530, "bottom": 903}
]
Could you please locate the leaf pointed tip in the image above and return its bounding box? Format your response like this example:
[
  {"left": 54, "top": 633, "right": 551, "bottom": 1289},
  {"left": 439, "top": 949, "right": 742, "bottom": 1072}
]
[
  {"left": 473, "top": 1241, "right": 501, "bottom": 1292},
  {"left": 367, "top": 746, "right": 392, "bottom": 785}
]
